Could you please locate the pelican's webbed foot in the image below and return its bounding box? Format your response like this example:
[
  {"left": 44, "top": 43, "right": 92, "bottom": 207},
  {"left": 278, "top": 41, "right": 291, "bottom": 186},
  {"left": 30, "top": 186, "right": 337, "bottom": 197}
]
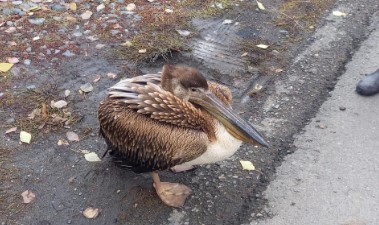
[{"left": 151, "top": 172, "right": 192, "bottom": 208}]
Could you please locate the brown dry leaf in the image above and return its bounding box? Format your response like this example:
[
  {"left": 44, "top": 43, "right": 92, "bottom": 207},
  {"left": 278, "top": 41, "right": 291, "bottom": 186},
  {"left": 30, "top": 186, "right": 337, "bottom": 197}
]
[
  {"left": 66, "top": 131, "right": 79, "bottom": 142},
  {"left": 93, "top": 75, "right": 101, "bottom": 83},
  {"left": 41, "top": 103, "right": 48, "bottom": 118},
  {"left": 21, "top": 190, "right": 36, "bottom": 203},
  {"left": 57, "top": 139, "right": 69, "bottom": 146},
  {"left": 5, "top": 127, "right": 17, "bottom": 134},
  {"left": 65, "top": 16, "right": 77, "bottom": 22},
  {"left": 7, "top": 57, "right": 19, "bottom": 64},
  {"left": 28, "top": 109, "right": 40, "bottom": 119},
  {"left": 83, "top": 207, "right": 100, "bottom": 219}
]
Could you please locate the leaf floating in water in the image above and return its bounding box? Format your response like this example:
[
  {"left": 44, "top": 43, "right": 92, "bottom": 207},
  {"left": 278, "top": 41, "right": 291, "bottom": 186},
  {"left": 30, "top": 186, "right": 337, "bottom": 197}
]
[
  {"left": 256, "top": 0, "right": 265, "bottom": 10},
  {"left": 84, "top": 152, "right": 101, "bottom": 162},
  {"left": 20, "top": 131, "right": 32, "bottom": 144},
  {"left": 332, "top": 11, "right": 347, "bottom": 17},
  {"left": 240, "top": 160, "right": 256, "bottom": 171},
  {"left": 83, "top": 207, "right": 100, "bottom": 219},
  {"left": 66, "top": 131, "right": 79, "bottom": 142},
  {"left": 0, "top": 63, "right": 13, "bottom": 72},
  {"left": 21, "top": 190, "right": 36, "bottom": 203}
]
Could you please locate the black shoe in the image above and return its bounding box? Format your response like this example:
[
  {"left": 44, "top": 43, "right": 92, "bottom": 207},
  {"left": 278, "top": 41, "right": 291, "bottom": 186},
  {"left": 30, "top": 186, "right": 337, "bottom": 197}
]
[{"left": 356, "top": 69, "right": 379, "bottom": 96}]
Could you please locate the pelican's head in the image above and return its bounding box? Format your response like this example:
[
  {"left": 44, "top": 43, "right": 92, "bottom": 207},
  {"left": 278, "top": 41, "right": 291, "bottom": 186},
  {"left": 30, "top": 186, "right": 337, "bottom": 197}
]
[{"left": 161, "top": 64, "right": 268, "bottom": 147}]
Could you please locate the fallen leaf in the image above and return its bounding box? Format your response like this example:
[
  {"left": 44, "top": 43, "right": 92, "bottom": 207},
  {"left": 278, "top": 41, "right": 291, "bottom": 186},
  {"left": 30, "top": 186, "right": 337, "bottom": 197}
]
[
  {"left": 65, "top": 90, "right": 71, "bottom": 97},
  {"left": 32, "top": 36, "right": 40, "bottom": 41},
  {"left": 165, "top": 9, "right": 173, "bottom": 13},
  {"left": 240, "top": 160, "right": 256, "bottom": 171},
  {"left": 66, "top": 131, "right": 79, "bottom": 142},
  {"left": 57, "top": 139, "right": 69, "bottom": 146},
  {"left": 95, "top": 44, "right": 105, "bottom": 49},
  {"left": 256, "top": 44, "right": 269, "bottom": 49},
  {"left": 126, "top": 3, "right": 136, "bottom": 11},
  {"left": 41, "top": 103, "right": 48, "bottom": 118},
  {"left": 20, "top": 131, "right": 32, "bottom": 144},
  {"left": 81, "top": 10, "right": 93, "bottom": 20},
  {"left": 5, "top": 27, "right": 16, "bottom": 33},
  {"left": 65, "top": 16, "right": 77, "bottom": 22},
  {"left": 138, "top": 49, "right": 147, "bottom": 53},
  {"left": 176, "top": 30, "right": 191, "bottom": 37},
  {"left": 81, "top": 150, "right": 91, "bottom": 154},
  {"left": 107, "top": 72, "right": 117, "bottom": 79},
  {"left": 84, "top": 152, "right": 101, "bottom": 162},
  {"left": 93, "top": 75, "right": 101, "bottom": 83},
  {"left": 333, "top": 11, "right": 347, "bottom": 17},
  {"left": 0, "top": 63, "right": 13, "bottom": 72},
  {"left": 8, "top": 41, "right": 17, "bottom": 46},
  {"left": 223, "top": 19, "right": 233, "bottom": 24},
  {"left": 80, "top": 83, "right": 93, "bottom": 93},
  {"left": 241, "top": 52, "right": 248, "bottom": 57},
  {"left": 120, "top": 41, "right": 132, "bottom": 47},
  {"left": 69, "top": 2, "right": 77, "bottom": 11},
  {"left": 83, "top": 207, "right": 100, "bottom": 219},
  {"left": 97, "top": 3, "right": 105, "bottom": 12},
  {"left": 21, "top": 190, "right": 35, "bottom": 203},
  {"left": 256, "top": 0, "right": 265, "bottom": 10},
  {"left": 7, "top": 57, "right": 19, "bottom": 64},
  {"left": 52, "top": 100, "right": 68, "bottom": 109},
  {"left": 5, "top": 127, "right": 17, "bottom": 134}
]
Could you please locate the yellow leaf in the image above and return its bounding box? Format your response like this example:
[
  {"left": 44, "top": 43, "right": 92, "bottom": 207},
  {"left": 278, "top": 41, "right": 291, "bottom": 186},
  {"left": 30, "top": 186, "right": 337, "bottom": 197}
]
[
  {"left": 0, "top": 63, "right": 13, "bottom": 72},
  {"left": 20, "top": 131, "right": 32, "bottom": 144},
  {"left": 69, "top": 2, "right": 77, "bottom": 11},
  {"left": 240, "top": 160, "right": 256, "bottom": 171},
  {"left": 84, "top": 152, "right": 101, "bottom": 162},
  {"left": 256, "top": 44, "right": 269, "bottom": 49},
  {"left": 256, "top": 0, "right": 265, "bottom": 10},
  {"left": 332, "top": 11, "right": 347, "bottom": 17}
]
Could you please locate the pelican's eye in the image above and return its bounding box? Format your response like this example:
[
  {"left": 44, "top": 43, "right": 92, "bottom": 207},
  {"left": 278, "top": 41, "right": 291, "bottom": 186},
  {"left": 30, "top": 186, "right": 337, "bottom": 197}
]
[{"left": 191, "top": 88, "right": 197, "bottom": 92}]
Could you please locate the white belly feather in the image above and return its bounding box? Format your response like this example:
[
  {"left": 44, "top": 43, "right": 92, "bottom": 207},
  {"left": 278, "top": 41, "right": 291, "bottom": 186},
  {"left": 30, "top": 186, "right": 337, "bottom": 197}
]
[{"left": 181, "top": 122, "right": 242, "bottom": 166}]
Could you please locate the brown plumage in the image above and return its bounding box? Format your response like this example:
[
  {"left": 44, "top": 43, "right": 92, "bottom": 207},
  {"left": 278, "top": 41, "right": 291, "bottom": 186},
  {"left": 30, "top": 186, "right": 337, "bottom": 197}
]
[
  {"left": 98, "top": 64, "right": 268, "bottom": 207},
  {"left": 98, "top": 68, "right": 232, "bottom": 172}
]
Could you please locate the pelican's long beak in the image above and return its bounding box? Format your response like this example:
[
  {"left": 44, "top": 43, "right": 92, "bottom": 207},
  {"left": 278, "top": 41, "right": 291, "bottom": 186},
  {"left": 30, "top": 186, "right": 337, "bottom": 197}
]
[{"left": 190, "top": 91, "right": 269, "bottom": 147}]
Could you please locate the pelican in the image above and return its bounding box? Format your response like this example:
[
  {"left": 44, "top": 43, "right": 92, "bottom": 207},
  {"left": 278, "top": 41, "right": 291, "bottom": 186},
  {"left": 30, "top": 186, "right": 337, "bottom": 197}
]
[{"left": 98, "top": 65, "right": 268, "bottom": 207}]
